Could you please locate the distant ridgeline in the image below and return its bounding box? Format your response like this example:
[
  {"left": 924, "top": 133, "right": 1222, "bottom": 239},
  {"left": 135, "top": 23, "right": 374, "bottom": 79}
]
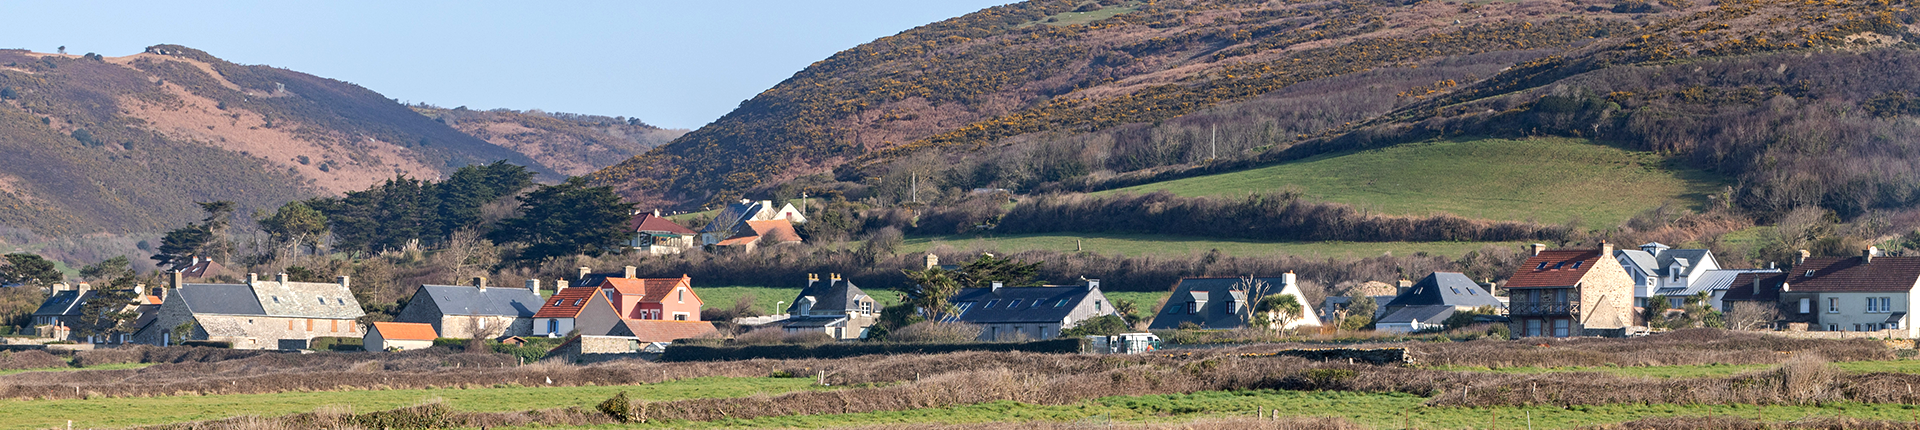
[
  {"left": 0, "top": 44, "right": 671, "bottom": 236},
  {"left": 592, "top": 0, "right": 1920, "bottom": 223}
]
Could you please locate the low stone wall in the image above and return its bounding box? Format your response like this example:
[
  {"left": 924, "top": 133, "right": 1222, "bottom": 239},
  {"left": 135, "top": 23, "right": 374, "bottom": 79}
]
[{"left": 1269, "top": 347, "right": 1412, "bottom": 365}]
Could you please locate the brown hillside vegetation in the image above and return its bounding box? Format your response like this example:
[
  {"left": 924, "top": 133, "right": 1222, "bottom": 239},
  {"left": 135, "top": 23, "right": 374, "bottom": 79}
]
[
  {"left": 594, "top": 0, "right": 1920, "bottom": 224},
  {"left": 0, "top": 45, "right": 667, "bottom": 236},
  {"left": 413, "top": 106, "right": 687, "bottom": 176}
]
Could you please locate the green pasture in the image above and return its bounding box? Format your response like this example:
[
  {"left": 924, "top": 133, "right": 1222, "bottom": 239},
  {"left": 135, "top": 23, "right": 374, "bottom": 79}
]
[{"left": 902, "top": 232, "right": 1514, "bottom": 259}]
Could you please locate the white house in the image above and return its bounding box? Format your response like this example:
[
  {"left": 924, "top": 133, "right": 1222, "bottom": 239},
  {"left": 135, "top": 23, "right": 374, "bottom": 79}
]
[{"left": 1615, "top": 242, "right": 1720, "bottom": 307}]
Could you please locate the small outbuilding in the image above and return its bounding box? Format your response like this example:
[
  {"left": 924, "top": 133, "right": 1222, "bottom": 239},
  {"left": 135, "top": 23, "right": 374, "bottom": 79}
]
[{"left": 365, "top": 321, "right": 438, "bottom": 351}]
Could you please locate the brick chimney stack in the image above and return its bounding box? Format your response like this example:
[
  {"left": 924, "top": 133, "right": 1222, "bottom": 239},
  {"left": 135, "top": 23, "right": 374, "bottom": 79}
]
[
  {"left": 1797, "top": 250, "right": 1811, "bottom": 265},
  {"left": 526, "top": 279, "right": 540, "bottom": 295},
  {"left": 275, "top": 273, "right": 288, "bottom": 284},
  {"left": 1530, "top": 243, "right": 1547, "bottom": 256}
]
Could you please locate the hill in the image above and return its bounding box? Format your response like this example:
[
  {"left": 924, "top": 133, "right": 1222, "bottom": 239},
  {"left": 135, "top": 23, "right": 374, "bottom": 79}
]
[
  {"left": 0, "top": 45, "right": 661, "bottom": 236},
  {"left": 412, "top": 107, "right": 687, "bottom": 176},
  {"left": 592, "top": 0, "right": 1919, "bottom": 225},
  {"left": 1106, "top": 137, "right": 1724, "bottom": 226}
]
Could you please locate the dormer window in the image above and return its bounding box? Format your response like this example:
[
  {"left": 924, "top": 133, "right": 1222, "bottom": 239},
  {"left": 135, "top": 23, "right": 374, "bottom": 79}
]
[{"left": 1536, "top": 262, "right": 1549, "bottom": 270}]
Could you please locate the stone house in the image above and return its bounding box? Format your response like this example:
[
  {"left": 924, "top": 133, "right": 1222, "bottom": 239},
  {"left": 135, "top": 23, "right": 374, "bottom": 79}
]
[
  {"left": 947, "top": 279, "right": 1118, "bottom": 341},
  {"left": 31, "top": 283, "right": 161, "bottom": 343},
  {"left": 1722, "top": 248, "right": 1920, "bottom": 337},
  {"left": 777, "top": 273, "right": 880, "bottom": 340},
  {"left": 627, "top": 211, "right": 697, "bottom": 255},
  {"left": 1505, "top": 243, "right": 1637, "bottom": 338},
  {"left": 1149, "top": 273, "right": 1322, "bottom": 331},
  {"left": 364, "top": 321, "right": 437, "bottom": 351},
  {"left": 394, "top": 278, "right": 543, "bottom": 340},
  {"left": 132, "top": 273, "right": 366, "bottom": 350},
  {"left": 531, "top": 286, "right": 624, "bottom": 338},
  {"left": 1614, "top": 242, "right": 1721, "bottom": 307}
]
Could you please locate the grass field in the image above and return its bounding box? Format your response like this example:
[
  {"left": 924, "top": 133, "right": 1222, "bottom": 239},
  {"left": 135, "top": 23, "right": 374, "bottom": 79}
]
[
  {"left": 699, "top": 286, "right": 905, "bottom": 315},
  {"left": 0, "top": 376, "right": 830, "bottom": 430},
  {"left": 902, "top": 232, "right": 1514, "bottom": 259},
  {"left": 1104, "top": 291, "right": 1173, "bottom": 313},
  {"left": 1106, "top": 137, "right": 1725, "bottom": 227},
  {"left": 555, "top": 389, "right": 1920, "bottom": 429}
]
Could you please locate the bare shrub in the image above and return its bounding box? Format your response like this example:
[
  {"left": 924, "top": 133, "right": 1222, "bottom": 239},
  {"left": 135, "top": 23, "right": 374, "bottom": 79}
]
[
  {"left": 824, "top": 417, "right": 1365, "bottom": 430},
  {"left": 889, "top": 322, "right": 983, "bottom": 343},
  {"left": 0, "top": 350, "right": 67, "bottom": 370}
]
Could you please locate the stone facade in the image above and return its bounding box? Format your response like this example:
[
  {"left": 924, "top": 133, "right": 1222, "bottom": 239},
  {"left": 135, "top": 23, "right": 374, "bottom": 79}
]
[
  {"left": 189, "top": 315, "right": 361, "bottom": 350},
  {"left": 436, "top": 315, "right": 530, "bottom": 340},
  {"left": 1577, "top": 250, "right": 1637, "bottom": 330},
  {"left": 549, "top": 335, "right": 655, "bottom": 364}
]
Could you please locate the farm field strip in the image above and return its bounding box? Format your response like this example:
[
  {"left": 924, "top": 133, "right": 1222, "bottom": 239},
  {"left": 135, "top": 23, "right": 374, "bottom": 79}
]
[
  {"left": 0, "top": 376, "right": 830, "bottom": 430},
  {"left": 901, "top": 232, "right": 1512, "bottom": 260}
]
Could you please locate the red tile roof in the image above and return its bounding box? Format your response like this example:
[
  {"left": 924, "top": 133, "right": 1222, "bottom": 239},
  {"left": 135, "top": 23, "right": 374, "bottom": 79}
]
[
  {"left": 143, "top": 295, "right": 162, "bottom": 305},
  {"left": 717, "top": 220, "right": 801, "bottom": 246},
  {"left": 599, "top": 276, "right": 696, "bottom": 304},
  {"left": 178, "top": 259, "right": 223, "bottom": 278},
  {"left": 371, "top": 322, "right": 438, "bottom": 341},
  {"left": 629, "top": 213, "right": 696, "bottom": 235},
  {"left": 1779, "top": 256, "right": 1920, "bottom": 293},
  {"left": 614, "top": 320, "right": 718, "bottom": 343},
  {"left": 1506, "top": 249, "right": 1604, "bottom": 288},
  {"left": 534, "top": 287, "right": 606, "bottom": 318}
]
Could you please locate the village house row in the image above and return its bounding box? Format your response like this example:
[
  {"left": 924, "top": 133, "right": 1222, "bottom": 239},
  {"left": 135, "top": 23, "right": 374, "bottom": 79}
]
[{"left": 27, "top": 201, "right": 1920, "bottom": 357}]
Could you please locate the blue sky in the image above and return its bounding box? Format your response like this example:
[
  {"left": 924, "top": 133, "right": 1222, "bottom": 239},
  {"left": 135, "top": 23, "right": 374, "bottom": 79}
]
[{"left": 1, "top": 1, "right": 1017, "bottom": 129}]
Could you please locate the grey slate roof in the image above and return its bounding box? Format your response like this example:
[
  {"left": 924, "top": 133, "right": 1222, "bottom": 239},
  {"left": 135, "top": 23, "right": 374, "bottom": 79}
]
[
  {"left": 1147, "top": 277, "right": 1288, "bottom": 330},
  {"left": 698, "top": 201, "right": 767, "bottom": 236},
  {"left": 788, "top": 278, "right": 871, "bottom": 314},
  {"left": 251, "top": 280, "right": 365, "bottom": 319},
  {"left": 1620, "top": 247, "right": 1717, "bottom": 279},
  {"left": 1378, "top": 305, "right": 1456, "bottom": 325},
  {"left": 1618, "top": 250, "right": 1660, "bottom": 277},
  {"left": 416, "top": 285, "right": 543, "bottom": 318},
  {"left": 948, "top": 285, "right": 1101, "bottom": 324},
  {"left": 1381, "top": 272, "right": 1503, "bottom": 310},
  {"left": 176, "top": 283, "right": 267, "bottom": 316},
  {"left": 32, "top": 290, "right": 95, "bottom": 317},
  {"left": 1660, "top": 268, "right": 1782, "bottom": 297}
]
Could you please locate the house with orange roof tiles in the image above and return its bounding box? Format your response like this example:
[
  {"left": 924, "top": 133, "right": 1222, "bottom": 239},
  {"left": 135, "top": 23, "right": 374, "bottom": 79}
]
[
  {"left": 1505, "top": 243, "right": 1638, "bottom": 338},
  {"left": 365, "top": 322, "right": 437, "bottom": 351},
  {"left": 532, "top": 286, "right": 624, "bottom": 338}
]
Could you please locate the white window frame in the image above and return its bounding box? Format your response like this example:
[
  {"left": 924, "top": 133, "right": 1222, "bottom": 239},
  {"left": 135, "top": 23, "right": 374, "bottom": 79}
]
[
  {"left": 1829, "top": 297, "right": 1839, "bottom": 313},
  {"left": 1799, "top": 298, "right": 1811, "bottom": 314}
]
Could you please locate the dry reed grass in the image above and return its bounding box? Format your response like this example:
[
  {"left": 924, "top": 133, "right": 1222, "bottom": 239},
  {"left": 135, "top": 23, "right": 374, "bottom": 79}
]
[
  {"left": 1584, "top": 416, "right": 1920, "bottom": 429},
  {"left": 0, "top": 350, "right": 68, "bottom": 370}
]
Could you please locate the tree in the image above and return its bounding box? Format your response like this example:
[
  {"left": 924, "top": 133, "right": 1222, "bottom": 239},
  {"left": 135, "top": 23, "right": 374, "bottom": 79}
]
[
  {"left": 489, "top": 177, "right": 635, "bottom": 264},
  {"left": 953, "top": 253, "right": 1041, "bottom": 289},
  {"left": 1111, "top": 299, "right": 1139, "bottom": 326},
  {"left": 258, "top": 201, "right": 328, "bottom": 253},
  {"left": 900, "top": 267, "right": 963, "bottom": 322},
  {"left": 151, "top": 225, "right": 212, "bottom": 268},
  {"left": 1256, "top": 294, "right": 1304, "bottom": 331},
  {"left": 1062, "top": 314, "right": 1130, "bottom": 337},
  {"left": 56, "top": 46, "right": 65, "bottom": 55},
  {"left": 1338, "top": 292, "right": 1378, "bottom": 331},
  {"left": 1645, "top": 294, "right": 1672, "bottom": 328},
  {"left": 1727, "top": 301, "right": 1781, "bottom": 331},
  {"left": 72, "top": 272, "right": 139, "bottom": 341},
  {"left": 0, "top": 253, "right": 61, "bottom": 286},
  {"left": 1230, "top": 276, "right": 1275, "bottom": 327},
  {"left": 78, "top": 256, "right": 131, "bottom": 282}
]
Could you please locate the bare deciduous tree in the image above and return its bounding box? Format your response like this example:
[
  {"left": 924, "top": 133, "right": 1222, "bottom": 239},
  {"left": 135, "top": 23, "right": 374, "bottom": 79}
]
[{"left": 1727, "top": 301, "right": 1782, "bottom": 331}]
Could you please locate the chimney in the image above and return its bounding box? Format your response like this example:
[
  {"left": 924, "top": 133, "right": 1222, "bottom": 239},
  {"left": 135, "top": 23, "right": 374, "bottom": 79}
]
[
  {"left": 1529, "top": 243, "right": 1547, "bottom": 256},
  {"left": 624, "top": 266, "right": 637, "bottom": 279},
  {"left": 526, "top": 279, "right": 540, "bottom": 295},
  {"left": 1600, "top": 242, "right": 1614, "bottom": 257},
  {"left": 1866, "top": 246, "right": 1879, "bottom": 264},
  {"left": 1282, "top": 271, "right": 1297, "bottom": 290},
  {"left": 171, "top": 270, "right": 184, "bottom": 289},
  {"left": 158, "top": 285, "right": 169, "bottom": 302},
  {"left": 991, "top": 281, "right": 1003, "bottom": 293},
  {"left": 338, "top": 276, "right": 350, "bottom": 289},
  {"left": 807, "top": 273, "right": 819, "bottom": 287},
  {"left": 248, "top": 273, "right": 259, "bottom": 284},
  {"left": 1797, "top": 250, "right": 1811, "bottom": 265},
  {"left": 1086, "top": 279, "right": 1100, "bottom": 291},
  {"left": 578, "top": 267, "right": 591, "bottom": 280},
  {"left": 556, "top": 279, "right": 569, "bottom": 289},
  {"left": 925, "top": 253, "right": 940, "bottom": 270},
  {"left": 276, "top": 273, "right": 288, "bottom": 283},
  {"left": 473, "top": 277, "right": 487, "bottom": 291},
  {"left": 76, "top": 282, "right": 90, "bottom": 292},
  {"left": 1753, "top": 275, "right": 1762, "bottom": 296},
  {"left": 1397, "top": 279, "right": 1413, "bottom": 296},
  {"left": 653, "top": 209, "right": 661, "bottom": 217},
  {"left": 830, "top": 273, "right": 842, "bottom": 282}
]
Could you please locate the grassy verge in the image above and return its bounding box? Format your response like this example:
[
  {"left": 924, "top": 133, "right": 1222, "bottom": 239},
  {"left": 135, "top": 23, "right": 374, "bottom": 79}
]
[
  {"left": 902, "top": 232, "right": 1511, "bottom": 259},
  {"left": 1105, "top": 137, "right": 1725, "bottom": 226},
  {"left": 0, "top": 376, "right": 830, "bottom": 430},
  {"left": 536, "top": 389, "right": 1920, "bottom": 429},
  {"left": 0, "top": 362, "right": 151, "bottom": 376},
  {"left": 699, "top": 286, "right": 904, "bottom": 315},
  {"left": 1433, "top": 359, "right": 1920, "bottom": 379}
]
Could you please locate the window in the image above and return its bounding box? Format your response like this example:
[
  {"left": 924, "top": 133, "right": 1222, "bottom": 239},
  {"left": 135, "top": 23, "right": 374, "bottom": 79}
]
[
  {"left": 1096, "top": 300, "right": 1104, "bottom": 312},
  {"left": 1806, "top": 270, "right": 1817, "bottom": 277},
  {"left": 1525, "top": 319, "right": 1542, "bottom": 337},
  {"left": 674, "top": 314, "right": 686, "bottom": 321},
  {"left": 1009, "top": 299, "right": 1023, "bottom": 309},
  {"left": 1868, "top": 297, "right": 1879, "bottom": 313},
  {"left": 317, "top": 297, "right": 325, "bottom": 305},
  {"left": 985, "top": 299, "right": 999, "bottom": 309},
  {"left": 1449, "top": 287, "right": 1460, "bottom": 295},
  {"left": 1031, "top": 300, "right": 1043, "bottom": 309},
  {"left": 1799, "top": 298, "right": 1811, "bottom": 314},
  {"left": 678, "top": 289, "right": 684, "bottom": 303},
  {"left": 1536, "top": 262, "right": 1549, "bottom": 270},
  {"left": 271, "top": 296, "right": 280, "bottom": 303},
  {"left": 1552, "top": 319, "right": 1570, "bottom": 337},
  {"left": 553, "top": 299, "right": 564, "bottom": 306},
  {"left": 1829, "top": 324, "right": 1839, "bottom": 331},
  {"left": 1571, "top": 261, "right": 1583, "bottom": 269},
  {"left": 1854, "top": 324, "right": 1862, "bottom": 331},
  {"left": 573, "top": 299, "right": 584, "bottom": 306},
  {"left": 1056, "top": 299, "right": 1069, "bottom": 307},
  {"left": 478, "top": 319, "right": 487, "bottom": 329},
  {"left": 1829, "top": 297, "right": 1839, "bottom": 313},
  {"left": 1187, "top": 302, "right": 1199, "bottom": 314},
  {"left": 1669, "top": 297, "right": 1684, "bottom": 308},
  {"left": 1883, "top": 297, "right": 1894, "bottom": 313},
  {"left": 547, "top": 320, "right": 558, "bottom": 334},
  {"left": 1553, "top": 262, "right": 1564, "bottom": 269}
]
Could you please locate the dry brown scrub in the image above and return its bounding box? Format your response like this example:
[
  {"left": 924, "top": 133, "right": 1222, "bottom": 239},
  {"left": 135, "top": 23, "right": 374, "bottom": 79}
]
[
  {"left": 1398, "top": 329, "right": 1893, "bottom": 368},
  {"left": 1585, "top": 416, "right": 1920, "bottom": 430},
  {"left": 138, "top": 404, "right": 1362, "bottom": 430}
]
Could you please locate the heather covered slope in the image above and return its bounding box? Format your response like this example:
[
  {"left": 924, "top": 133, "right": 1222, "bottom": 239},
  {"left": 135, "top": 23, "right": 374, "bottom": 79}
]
[
  {"left": 0, "top": 45, "right": 579, "bottom": 235},
  {"left": 595, "top": 0, "right": 1920, "bottom": 225},
  {"left": 413, "top": 106, "right": 687, "bottom": 176}
]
